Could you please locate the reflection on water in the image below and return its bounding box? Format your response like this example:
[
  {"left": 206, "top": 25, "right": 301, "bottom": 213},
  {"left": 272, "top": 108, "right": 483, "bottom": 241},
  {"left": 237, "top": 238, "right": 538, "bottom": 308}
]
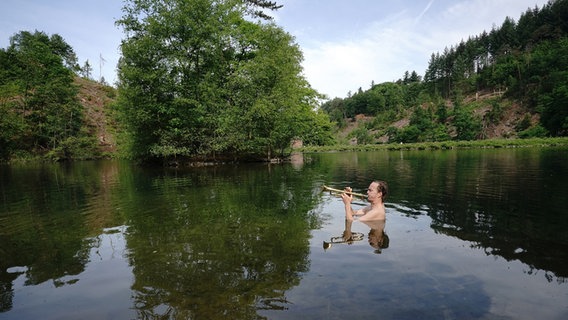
[
  {"left": 2, "top": 226, "right": 133, "bottom": 319},
  {"left": 1, "top": 148, "right": 568, "bottom": 319},
  {"left": 322, "top": 218, "right": 389, "bottom": 254}
]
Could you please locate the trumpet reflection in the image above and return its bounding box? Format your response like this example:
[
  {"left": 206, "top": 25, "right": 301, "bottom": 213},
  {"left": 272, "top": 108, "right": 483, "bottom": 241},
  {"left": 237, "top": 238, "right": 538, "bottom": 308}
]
[
  {"left": 323, "top": 219, "right": 389, "bottom": 254},
  {"left": 323, "top": 233, "right": 365, "bottom": 250}
]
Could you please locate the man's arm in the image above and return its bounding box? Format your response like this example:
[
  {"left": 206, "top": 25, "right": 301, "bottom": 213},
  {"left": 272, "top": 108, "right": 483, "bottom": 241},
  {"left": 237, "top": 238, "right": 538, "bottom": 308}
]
[{"left": 341, "top": 187, "right": 366, "bottom": 221}]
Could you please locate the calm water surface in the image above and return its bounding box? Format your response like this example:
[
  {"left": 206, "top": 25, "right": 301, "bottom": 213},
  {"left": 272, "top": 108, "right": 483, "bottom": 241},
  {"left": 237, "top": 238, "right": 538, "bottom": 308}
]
[{"left": 1, "top": 148, "right": 567, "bottom": 319}]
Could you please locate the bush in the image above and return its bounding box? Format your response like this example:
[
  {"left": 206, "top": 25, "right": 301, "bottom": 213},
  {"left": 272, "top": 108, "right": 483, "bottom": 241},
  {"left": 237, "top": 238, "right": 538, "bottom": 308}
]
[
  {"left": 515, "top": 113, "right": 532, "bottom": 131},
  {"left": 397, "top": 125, "right": 421, "bottom": 143},
  {"left": 518, "top": 125, "right": 549, "bottom": 138},
  {"left": 349, "top": 127, "right": 374, "bottom": 145},
  {"left": 454, "top": 107, "right": 482, "bottom": 141},
  {"left": 45, "top": 136, "right": 100, "bottom": 161}
]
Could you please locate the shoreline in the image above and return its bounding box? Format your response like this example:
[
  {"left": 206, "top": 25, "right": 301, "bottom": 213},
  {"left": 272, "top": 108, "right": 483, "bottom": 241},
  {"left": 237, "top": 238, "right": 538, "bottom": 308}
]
[{"left": 297, "top": 137, "right": 568, "bottom": 153}]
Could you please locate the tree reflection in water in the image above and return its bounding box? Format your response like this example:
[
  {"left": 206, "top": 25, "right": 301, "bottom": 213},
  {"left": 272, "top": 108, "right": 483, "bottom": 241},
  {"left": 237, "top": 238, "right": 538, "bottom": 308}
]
[{"left": 122, "top": 164, "right": 324, "bottom": 319}]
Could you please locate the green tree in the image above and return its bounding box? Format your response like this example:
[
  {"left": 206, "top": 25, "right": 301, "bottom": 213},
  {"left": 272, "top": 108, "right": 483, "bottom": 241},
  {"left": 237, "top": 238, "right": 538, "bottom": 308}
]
[
  {"left": 321, "top": 98, "right": 347, "bottom": 127},
  {"left": 370, "top": 82, "right": 404, "bottom": 112},
  {"left": 80, "top": 60, "right": 92, "bottom": 79},
  {"left": 116, "top": 0, "right": 328, "bottom": 161},
  {"left": 347, "top": 126, "right": 373, "bottom": 145},
  {"left": 454, "top": 107, "right": 482, "bottom": 140},
  {"left": 436, "top": 102, "right": 448, "bottom": 123},
  {"left": 410, "top": 106, "right": 433, "bottom": 132},
  {"left": 0, "top": 82, "right": 25, "bottom": 160},
  {"left": 301, "top": 109, "right": 336, "bottom": 146},
  {"left": 396, "top": 125, "right": 421, "bottom": 143},
  {"left": 529, "top": 38, "right": 568, "bottom": 136},
  {"left": 0, "top": 31, "right": 88, "bottom": 160},
  {"left": 539, "top": 77, "right": 568, "bottom": 136},
  {"left": 219, "top": 23, "right": 324, "bottom": 158}
]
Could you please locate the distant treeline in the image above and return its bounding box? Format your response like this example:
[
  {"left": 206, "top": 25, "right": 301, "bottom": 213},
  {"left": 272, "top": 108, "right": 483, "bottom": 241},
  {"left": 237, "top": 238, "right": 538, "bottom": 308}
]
[{"left": 322, "top": 0, "right": 568, "bottom": 143}]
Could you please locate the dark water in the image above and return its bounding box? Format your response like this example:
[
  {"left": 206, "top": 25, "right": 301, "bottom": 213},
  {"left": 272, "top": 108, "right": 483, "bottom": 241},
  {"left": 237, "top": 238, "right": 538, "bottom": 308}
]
[{"left": 0, "top": 148, "right": 567, "bottom": 320}]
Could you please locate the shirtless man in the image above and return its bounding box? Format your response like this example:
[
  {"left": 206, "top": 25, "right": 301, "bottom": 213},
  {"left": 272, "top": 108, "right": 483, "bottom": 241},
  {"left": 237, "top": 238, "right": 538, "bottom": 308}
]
[
  {"left": 341, "top": 180, "right": 389, "bottom": 253},
  {"left": 341, "top": 180, "right": 388, "bottom": 222}
]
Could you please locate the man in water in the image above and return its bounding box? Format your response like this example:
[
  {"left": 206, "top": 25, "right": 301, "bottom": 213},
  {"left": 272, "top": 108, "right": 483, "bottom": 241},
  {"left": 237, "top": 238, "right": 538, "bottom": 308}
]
[
  {"left": 341, "top": 180, "right": 389, "bottom": 253},
  {"left": 341, "top": 180, "right": 388, "bottom": 221}
]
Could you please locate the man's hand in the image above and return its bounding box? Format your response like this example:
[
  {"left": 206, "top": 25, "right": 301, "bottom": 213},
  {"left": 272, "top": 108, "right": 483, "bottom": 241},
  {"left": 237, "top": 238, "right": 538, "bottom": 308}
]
[{"left": 341, "top": 187, "right": 353, "bottom": 204}]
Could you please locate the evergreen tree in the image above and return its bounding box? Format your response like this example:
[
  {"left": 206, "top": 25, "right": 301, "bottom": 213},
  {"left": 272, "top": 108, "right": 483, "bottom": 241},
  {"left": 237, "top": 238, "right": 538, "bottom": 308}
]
[{"left": 81, "top": 60, "right": 92, "bottom": 79}]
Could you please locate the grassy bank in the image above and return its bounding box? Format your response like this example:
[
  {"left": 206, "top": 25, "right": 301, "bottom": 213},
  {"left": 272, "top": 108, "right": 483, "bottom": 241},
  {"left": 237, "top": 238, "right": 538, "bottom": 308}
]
[{"left": 298, "top": 137, "right": 568, "bottom": 153}]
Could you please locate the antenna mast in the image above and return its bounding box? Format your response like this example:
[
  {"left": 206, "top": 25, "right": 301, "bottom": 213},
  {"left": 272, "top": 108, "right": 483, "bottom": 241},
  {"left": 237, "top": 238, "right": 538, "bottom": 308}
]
[{"left": 99, "top": 53, "right": 106, "bottom": 83}]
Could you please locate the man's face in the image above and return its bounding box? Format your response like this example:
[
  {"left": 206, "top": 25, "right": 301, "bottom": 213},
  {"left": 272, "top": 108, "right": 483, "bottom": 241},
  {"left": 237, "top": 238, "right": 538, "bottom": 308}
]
[{"left": 367, "top": 182, "right": 381, "bottom": 201}]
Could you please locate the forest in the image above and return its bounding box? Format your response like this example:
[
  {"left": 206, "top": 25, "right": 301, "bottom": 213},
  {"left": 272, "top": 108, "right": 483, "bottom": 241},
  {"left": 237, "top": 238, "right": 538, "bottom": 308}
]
[
  {"left": 0, "top": 0, "right": 567, "bottom": 163},
  {"left": 323, "top": 0, "right": 568, "bottom": 144}
]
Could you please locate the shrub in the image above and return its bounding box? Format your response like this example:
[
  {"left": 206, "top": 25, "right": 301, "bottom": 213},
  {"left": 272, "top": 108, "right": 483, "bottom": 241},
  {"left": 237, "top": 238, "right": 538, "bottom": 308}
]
[{"left": 518, "top": 125, "right": 549, "bottom": 138}]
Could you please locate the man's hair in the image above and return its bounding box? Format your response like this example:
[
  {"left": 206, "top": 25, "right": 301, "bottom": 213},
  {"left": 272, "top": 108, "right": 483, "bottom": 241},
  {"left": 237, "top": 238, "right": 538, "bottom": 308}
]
[{"left": 373, "top": 180, "right": 388, "bottom": 200}]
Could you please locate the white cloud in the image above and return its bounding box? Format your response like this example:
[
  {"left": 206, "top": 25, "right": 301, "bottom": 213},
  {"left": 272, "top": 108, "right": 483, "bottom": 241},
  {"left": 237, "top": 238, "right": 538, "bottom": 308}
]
[
  {"left": 0, "top": 0, "right": 122, "bottom": 85},
  {"left": 414, "top": 0, "right": 435, "bottom": 24},
  {"left": 0, "top": 0, "right": 550, "bottom": 97},
  {"left": 299, "top": 7, "right": 425, "bottom": 98},
  {"left": 293, "top": 0, "right": 550, "bottom": 99}
]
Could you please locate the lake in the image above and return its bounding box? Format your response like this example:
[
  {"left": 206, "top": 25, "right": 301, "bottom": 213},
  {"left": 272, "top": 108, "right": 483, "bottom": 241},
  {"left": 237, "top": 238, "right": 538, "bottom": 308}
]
[{"left": 1, "top": 147, "right": 567, "bottom": 319}]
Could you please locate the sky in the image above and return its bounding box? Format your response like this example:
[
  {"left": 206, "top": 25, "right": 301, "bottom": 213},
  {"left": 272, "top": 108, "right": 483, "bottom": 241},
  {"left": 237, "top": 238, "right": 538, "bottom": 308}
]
[{"left": 0, "top": 0, "right": 551, "bottom": 99}]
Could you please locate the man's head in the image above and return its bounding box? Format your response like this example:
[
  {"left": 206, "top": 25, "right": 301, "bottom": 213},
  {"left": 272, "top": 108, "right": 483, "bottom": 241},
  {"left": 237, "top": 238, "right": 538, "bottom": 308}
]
[{"left": 368, "top": 180, "right": 388, "bottom": 202}]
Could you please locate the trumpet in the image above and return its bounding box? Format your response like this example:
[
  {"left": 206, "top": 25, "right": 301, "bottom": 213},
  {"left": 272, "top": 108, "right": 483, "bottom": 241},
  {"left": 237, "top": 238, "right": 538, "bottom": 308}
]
[
  {"left": 321, "top": 185, "right": 367, "bottom": 199},
  {"left": 323, "top": 232, "right": 365, "bottom": 250}
]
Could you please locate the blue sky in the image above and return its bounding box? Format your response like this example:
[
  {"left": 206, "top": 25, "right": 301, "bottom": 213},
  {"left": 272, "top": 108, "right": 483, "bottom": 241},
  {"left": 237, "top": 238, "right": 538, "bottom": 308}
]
[{"left": 0, "top": 0, "right": 550, "bottom": 99}]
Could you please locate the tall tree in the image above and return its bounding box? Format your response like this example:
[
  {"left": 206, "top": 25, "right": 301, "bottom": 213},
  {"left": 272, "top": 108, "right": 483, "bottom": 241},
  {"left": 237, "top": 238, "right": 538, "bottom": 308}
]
[
  {"left": 116, "top": 0, "right": 329, "bottom": 161},
  {"left": 0, "top": 31, "right": 86, "bottom": 159},
  {"left": 81, "top": 60, "right": 92, "bottom": 79}
]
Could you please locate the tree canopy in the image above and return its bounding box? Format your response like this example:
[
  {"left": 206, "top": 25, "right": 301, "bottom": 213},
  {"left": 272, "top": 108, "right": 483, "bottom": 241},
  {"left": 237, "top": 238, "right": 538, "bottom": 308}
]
[
  {"left": 0, "top": 30, "right": 95, "bottom": 160},
  {"left": 115, "top": 0, "right": 333, "bottom": 162}
]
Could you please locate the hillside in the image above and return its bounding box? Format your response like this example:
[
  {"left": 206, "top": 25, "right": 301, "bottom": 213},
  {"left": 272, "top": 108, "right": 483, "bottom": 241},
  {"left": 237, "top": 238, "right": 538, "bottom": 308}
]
[
  {"left": 75, "top": 76, "right": 535, "bottom": 151},
  {"left": 336, "top": 91, "right": 535, "bottom": 144},
  {"left": 75, "top": 77, "right": 118, "bottom": 154},
  {"left": 325, "top": 0, "right": 568, "bottom": 143}
]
